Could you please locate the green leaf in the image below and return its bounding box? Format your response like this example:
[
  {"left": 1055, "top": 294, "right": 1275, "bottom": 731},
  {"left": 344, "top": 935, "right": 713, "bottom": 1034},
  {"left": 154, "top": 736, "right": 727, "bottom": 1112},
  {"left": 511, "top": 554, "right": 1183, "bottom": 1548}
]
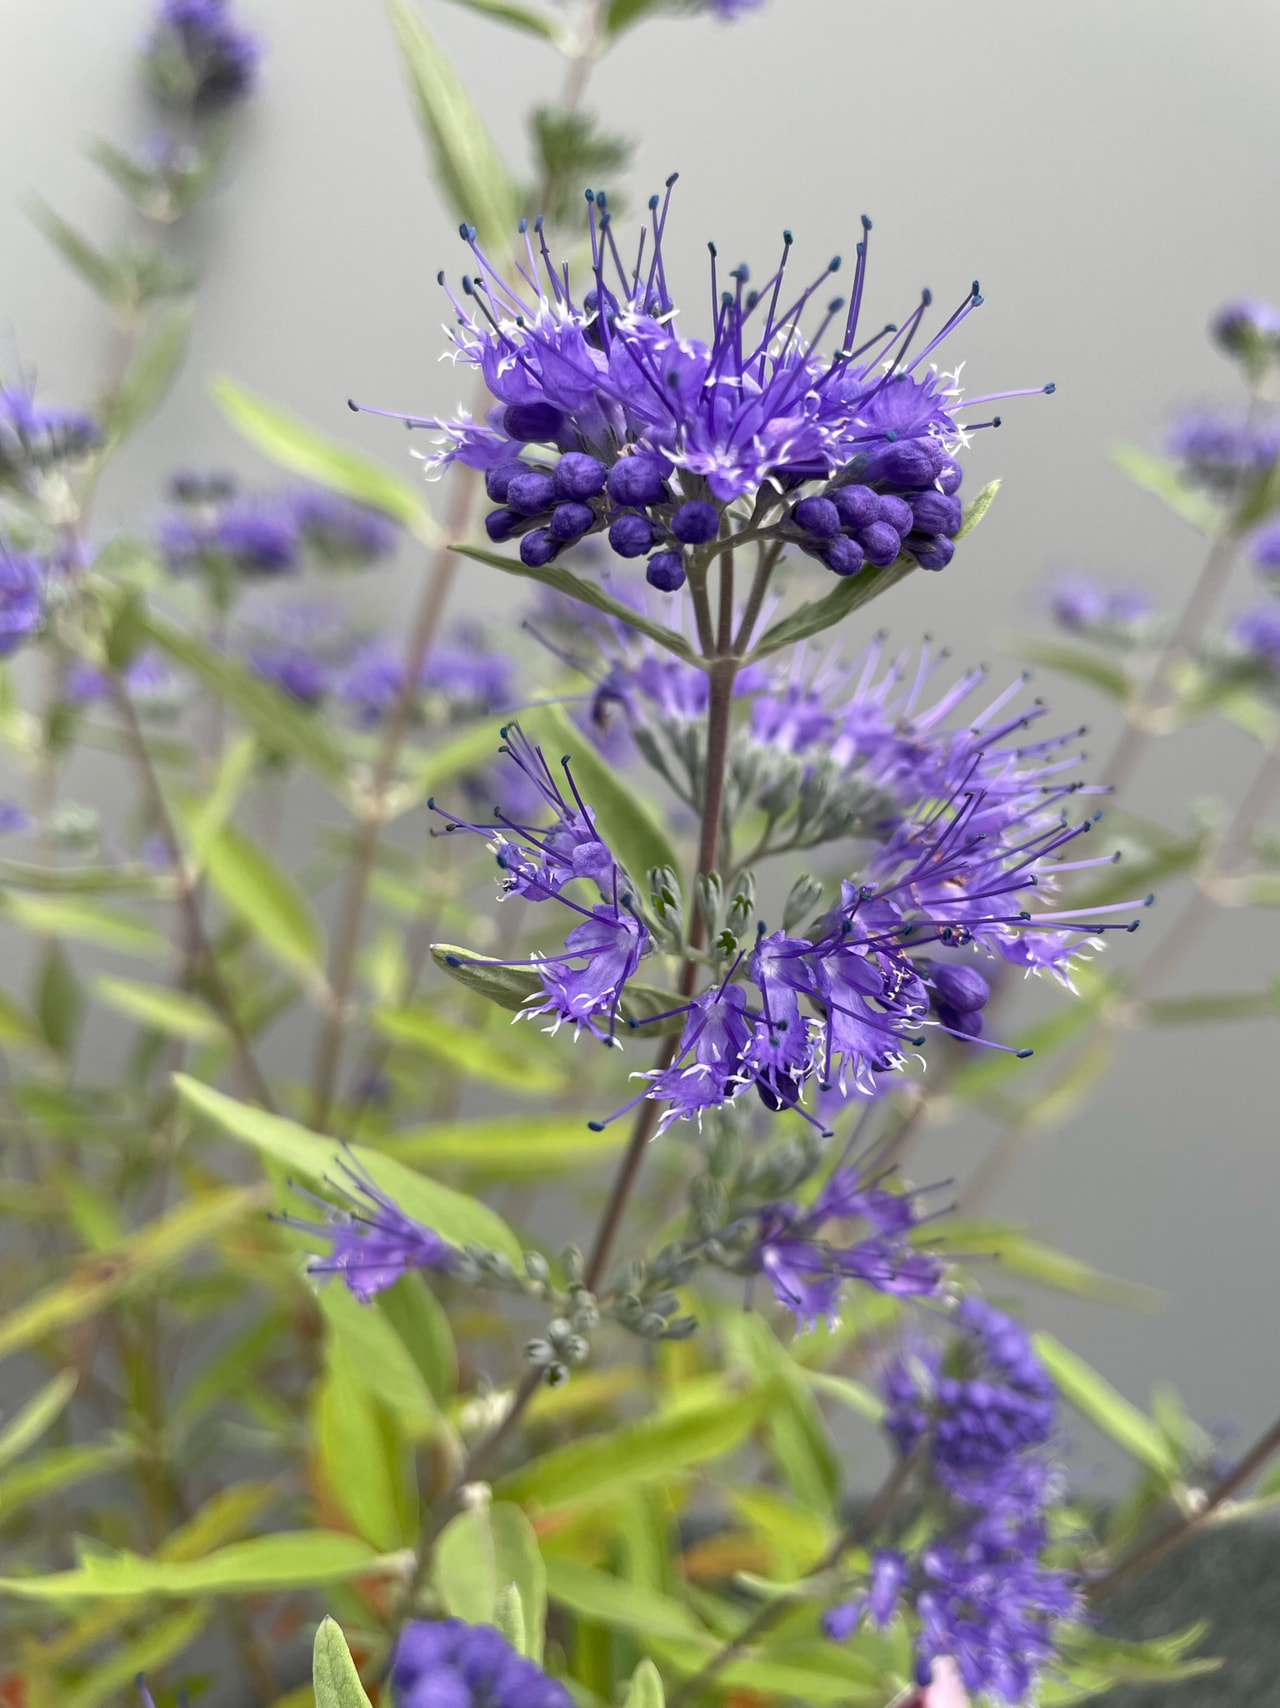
[
  {"left": 320, "top": 1283, "right": 438, "bottom": 1436},
  {"left": 59, "top": 1606, "right": 210, "bottom": 1708},
  {"left": 213, "top": 376, "right": 437, "bottom": 545},
  {"left": 173, "top": 1075, "right": 523, "bottom": 1261},
  {"left": 623, "top": 1659, "right": 666, "bottom": 1708},
  {"left": 145, "top": 606, "right": 351, "bottom": 787},
  {"left": 1058, "top": 1621, "right": 1218, "bottom": 1687},
  {"left": 750, "top": 559, "right": 916, "bottom": 661},
  {"left": 378, "top": 1272, "right": 457, "bottom": 1404},
  {"left": 435, "top": 1503, "right": 547, "bottom": 1661},
  {"left": 382, "top": 1110, "right": 624, "bottom": 1176},
  {"left": 522, "top": 701, "right": 683, "bottom": 897},
  {"left": 313, "top": 1617, "right": 374, "bottom": 1708},
  {"left": 0, "top": 860, "right": 164, "bottom": 895},
  {"left": 314, "top": 1346, "right": 408, "bottom": 1550},
  {"left": 606, "top": 0, "right": 666, "bottom": 36},
  {"left": 0, "top": 987, "right": 48, "bottom": 1053},
  {"left": 26, "top": 196, "right": 122, "bottom": 302},
  {"left": 95, "top": 975, "right": 226, "bottom": 1043},
  {"left": 499, "top": 1381, "right": 777, "bottom": 1508},
  {"left": 0, "top": 1369, "right": 79, "bottom": 1469},
  {"left": 936, "top": 1224, "right": 1161, "bottom": 1309},
  {"left": 455, "top": 545, "right": 697, "bottom": 662},
  {"left": 494, "top": 1581, "right": 528, "bottom": 1656},
  {"left": 954, "top": 476, "right": 1001, "bottom": 540},
  {"left": 385, "top": 0, "right": 521, "bottom": 247},
  {"left": 184, "top": 732, "right": 259, "bottom": 865},
  {"left": 0, "top": 1532, "right": 399, "bottom": 1598},
  {"left": 35, "top": 942, "right": 86, "bottom": 1059},
  {"left": 1012, "top": 638, "right": 1130, "bottom": 701},
  {"left": 439, "top": 0, "right": 560, "bottom": 39},
  {"left": 1033, "top": 1332, "right": 1179, "bottom": 1477},
  {"left": 2, "top": 892, "right": 166, "bottom": 957},
  {"left": 545, "top": 1558, "right": 707, "bottom": 1644},
  {"left": 0, "top": 1185, "right": 264, "bottom": 1363},
  {"left": 106, "top": 300, "right": 193, "bottom": 441},
  {"left": 800, "top": 1370, "right": 885, "bottom": 1424},
  {"left": 374, "top": 1003, "right": 567, "bottom": 1094},
  {"left": 430, "top": 943, "right": 684, "bottom": 1036},
  {"left": 1110, "top": 444, "right": 1220, "bottom": 534},
  {"left": 0, "top": 1441, "right": 132, "bottom": 1521},
  {"left": 1144, "top": 986, "right": 1280, "bottom": 1024},
  {"left": 202, "top": 820, "right": 325, "bottom": 981}
]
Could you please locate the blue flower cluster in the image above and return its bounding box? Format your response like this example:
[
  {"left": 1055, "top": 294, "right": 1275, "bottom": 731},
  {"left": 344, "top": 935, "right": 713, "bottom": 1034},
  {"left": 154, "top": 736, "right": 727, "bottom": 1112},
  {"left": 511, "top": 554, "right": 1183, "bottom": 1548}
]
[
  {"left": 158, "top": 476, "right": 398, "bottom": 581},
  {"left": 0, "top": 383, "right": 102, "bottom": 501},
  {"left": 0, "top": 546, "right": 47, "bottom": 658},
  {"left": 371, "top": 186, "right": 1046, "bottom": 593},
  {"left": 281, "top": 1153, "right": 459, "bottom": 1303},
  {"left": 144, "top": 0, "right": 261, "bottom": 111},
  {"left": 392, "top": 1618, "right": 574, "bottom": 1708},
  {"left": 825, "top": 1298, "right": 1080, "bottom": 1705},
  {"left": 1049, "top": 576, "right": 1152, "bottom": 636}
]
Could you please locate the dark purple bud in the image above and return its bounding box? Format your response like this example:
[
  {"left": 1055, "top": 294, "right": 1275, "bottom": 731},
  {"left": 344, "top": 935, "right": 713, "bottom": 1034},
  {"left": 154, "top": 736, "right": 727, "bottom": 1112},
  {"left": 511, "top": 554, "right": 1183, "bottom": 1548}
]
[
  {"left": 607, "top": 454, "right": 670, "bottom": 508},
  {"left": 909, "top": 533, "right": 956, "bottom": 572},
  {"left": 871, "top": 437, "right": 945, "bottom": 489},
  {"left": 910, "top": 490, "right": 964, "bottom": 535},
  {"left": 608, "top": 513, "right": 655, "bottom": 558},
  {"left": 646, "top": 550, "right": 686, "bottom": 592},
  {"left": 854, "top": 521, "right": 902, "bottom": 568},
  {"left": 553, "top": 452, "right": 607, "bottom": 501},
  {"left": 505, "top": 470, "right": 556, "bottom": 516},
  {"left": 937, "top": 459, "right": 964, "bottom": 496},
  {"left": 503, "top": 401, "right": 564, "bottom": 442},
  {"left": 822, "top": 537, "right": 865, "bottom": 577},
  {"left": 793, "top": 495, "right": 842, "bottom": 539},
  {"left": 671, "top": 500, "right": 719, "bottom": 544},
  {"left": 876, "top": 494, "right": 914, "bottom": 535},
  {"left": 936, "top": 1002, "right": 983, "bottom": 1039},
  {"left": 831, "top": 484, "right": 880, "bottom": 530},
  {"left": 932, "top": 962, "right": 990, "bottom": 1012},
  {"left": 519, "top": 529, "right": 558, "bottom": 567},
  {"left": 549, "top": 501, "right": 595, "bottom": 542},
  {"left": 484, "top": 507, "right": 523, "bottom": 543},
  {"left": 484, "top": 460, "right": 527, "bottom": 503}
]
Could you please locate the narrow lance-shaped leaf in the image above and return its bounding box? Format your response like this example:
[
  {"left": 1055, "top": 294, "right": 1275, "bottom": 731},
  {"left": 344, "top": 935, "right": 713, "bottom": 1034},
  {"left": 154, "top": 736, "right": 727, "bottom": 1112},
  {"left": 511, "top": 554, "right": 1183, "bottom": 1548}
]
[
  {"left": 313, "top": 1617, "right": 374, "bottom": 1708},
  {"left": 1110, "top": 444, "right": 1220, "bottom": 534},
  {"left": 749, "top": 559, "right": 916, "bottom": 661},
  {"left": 95, "top": 975, "right": 227, "bottom": 1043},
  {"left": 1012, "top": 638, "right": 1131, "bottom": 702},
  {"left": 1034, "top": 1331, "right": 1179, "bottom": 1477},
  {"left": 624, "top": 1659, "right": 667, "bottom": 1708},
  {"left": 201, "top": 819, "right": 326, "bottom": 983},
  {"left": 59, "top": 1606, "right": 210, "bottom": 1708},
  {"left": 386, "top": 0, "right": 521, "bottom": 247},
  {"left": 438, "top": 0, "right": 561, "bottom": 40},
  {"left": 374, "top": 1003, "right": 568, "bottom": 1094},
  {"left": 430, "top": 943, "right": 686, "bottom": 1036},
  {"left": 26, "top": 196, "right": 123, "bottom": 303},
  {"left": 0, "top": 1370, "right": 79, "bottom": 1469},
  {"left": 435, "top": 1503, "right": 548, "bottom": 1661},
  {"left": 214, "top": 376, "right": 439, "bottom": 545},
  {"left": 106, "top": 300, "right": 193, "bottom": 441}
]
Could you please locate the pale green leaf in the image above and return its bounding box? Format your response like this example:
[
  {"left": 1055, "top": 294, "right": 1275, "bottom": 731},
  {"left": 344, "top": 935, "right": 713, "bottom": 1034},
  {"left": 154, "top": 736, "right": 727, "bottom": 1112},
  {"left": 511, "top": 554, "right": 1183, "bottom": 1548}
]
[
  {"left": 214, "top": 376, "right": 437, "bottom": 545},
  {"left": 320, "top": 1283, "right": 438, "bottom": 1436},
  {"left": 1110, "top": 444, "right": 1220, "bottom": 534},
  {"left": 1144, "top": 987, "right": 1280, "bottom": 1024},
  {"left": 26, "top": 196, "right": 121, "bottom": 302},
  {"left": 385, "top": 0, "right": 521, "bottom": 247},
  {"left": 0, "top": 860, "right": 165, "bottom": 895},
  {"left": 0, "top": 1531, "right": 399, "bottom": 1598},
  {"left": 0, "top": 1370, "right": 79, "bottom": 1469},
  {"left": 1034, "top": 1332, "right": 1179, "bottom": 1476},
  {"left": 313, "top": 1617, "right": 374, "bottom": 1708},
  {"left": 60, "top": 1606, "right": 209, "bottom": 1708},
  {"left": 95, "top": 975, "right": 226, "bottom": 1043},
  {"left": 0, "top": 988, "right": 46, "bottom": 1053},
  {"left": 430, "top": 943, "right": 684, "bottom": 1036},
  {"left": 382, "top": 1111, "right": 623, "bottom": 1176},
  {"left": 494, "top": 1581, "right": 527, "bottom": 1656},
  {"left": 374, "top": 1003, "right": 567, "bottom": 1094},
  {"left": 173, "top": 1075, "right": 522, "bottom": 1260},
  {"left": 1, "top": 891, "right": 166, "bottom": 957},
  {"left": 623, "top": 1658, "right": 666, "bottom": 1708},
  {"left": 750, "top": 559, "right": 915, "bottom": 661},
  {"left": 202, "top": 820, "right": 324, "bottom": 980},
  {"left": 436, "top": 1503, "right": 547, "bottom": 1661},
  {"left": 545, "top": 1558, "right": 706, "bottom": 1644},
  {"left": 933, "top": 1224, "right": 1161, "bottom": 1309},
  {"left": 314, "top": 1350, "right": 407, "bottom": 1551},
  {"left": 455, "top": 545, "right": 697, "bottom": 661},
  {"left": 1012, "top": 638, "right": 1130, "bottom": 701},
  {"left": 0, "top": 1442, "right": 131, "bottom": 1522},
  {"left": 954, "top": 476, "right": 1001, "bottom": 540},
  {"left": 378, "top": 1273, "right": 457, "bottom": 1404},
  {"left": 106, "top": 300, "right": 193, "bottom": 441},
  {"left": 183, "top": 732, "right": 259, "bottom": 865},
  {"left": 800, "top": 1369, "right": 886, "bottom": 1423},
  {"left": 439, "top": 0, "right": 560, "bottom": 39}
]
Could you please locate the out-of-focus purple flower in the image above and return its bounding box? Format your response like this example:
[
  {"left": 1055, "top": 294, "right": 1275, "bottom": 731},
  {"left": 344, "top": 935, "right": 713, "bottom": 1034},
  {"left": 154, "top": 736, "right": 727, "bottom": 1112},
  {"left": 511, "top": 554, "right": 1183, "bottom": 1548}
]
[
  {"left": 144, "top": 0, "right": 261, "bottom": 111},
  {"left": 707, "top": 0, "right": 765, "bottom": 16},
  {"left": 159, "top": 496, "right": 299, "bottom": 578},
  {"left": 334, "top": 639, "right": 405, "bottom": 726},
  {"left": 392, "top": 1618, "right": 574, "bottom": 1708},
  {"left": 289, "top": 486, "right": 399, "bottom": 567},
  {"left": 0, "top": 386, "right": 102, "bottom": 498},
  {"left": 1166, "top": 406, "right": 1280, "bottom": 493},
  {"left": 420, "top": 629, "right": 514, "bottom": 711},
  {"left": 0, "top": 548, "right": 46, "bottom": 656},
  {"left": 1048, "top": 576, "right": 1152, "bottom": 633},
  {"left": 248, "top": 645, "right": 332, "bottom": 705},
  {"left": 1232, "top": 602, "right": 1280, "bottom": 672},
  {"left": 369, "top": 185, "right": 1042, "bottom": 587},
  {"left": 279, "top": 1152, "right": 458, "bottom": 1304},
  {"left": 1248, "top": 517, "right": 1280, "bottom": 579},
  {"left": 0, "top": 800, "right": 33, "bottom": 835},
  {"left": 753, "top": 1162, "right": 946, "bottom": 1331},
  {"left": 65, "top": 650, "right": 178, "bottom": 708},
  {"left": 1211, "top": 298, "right": 1280, "bottom": 368}
]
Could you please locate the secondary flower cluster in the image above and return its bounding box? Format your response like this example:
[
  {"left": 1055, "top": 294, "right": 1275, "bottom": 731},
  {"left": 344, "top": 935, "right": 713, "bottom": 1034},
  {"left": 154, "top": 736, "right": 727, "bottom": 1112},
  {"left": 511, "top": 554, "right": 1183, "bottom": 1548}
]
[
  {"left": 371, "top": 185, "right": 1045, "bottom": 592},
  {"left": 392, "top": 1618, "right": 574, "bottom": 1708},
  {"left": 143, "top": 0, "right": 261, "bottom": 111},
  {"left": 0, "top": 546, "right": 48, "bottom": 658},
  {"left": 158, "top": 474, "right": 399, "bottom": 581},
  {"left": 0, "top": 383, "right": 102, "bottom": 503},
  {"left": 826, "top": 1298, "right": 1080, "bottom": 1705}
]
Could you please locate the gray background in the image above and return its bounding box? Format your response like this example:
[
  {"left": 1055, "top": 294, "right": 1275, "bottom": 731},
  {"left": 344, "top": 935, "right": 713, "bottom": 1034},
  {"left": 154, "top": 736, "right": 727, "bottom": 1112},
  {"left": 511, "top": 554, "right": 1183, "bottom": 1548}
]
[{"left": 2, "top": 0, "right": 1279, "bottom": 1488}]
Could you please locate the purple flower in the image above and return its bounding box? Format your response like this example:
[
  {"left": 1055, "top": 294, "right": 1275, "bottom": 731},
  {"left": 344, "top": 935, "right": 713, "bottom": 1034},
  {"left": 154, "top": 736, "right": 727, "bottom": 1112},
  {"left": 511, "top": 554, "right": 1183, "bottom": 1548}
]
[
  {"left": 0, "top": 800, "right": 33, "bottom": 835},
  {"left": 420, "top": 630, "right": 514, "bottom": 711},
  {"left": 0, "top": 386, "right": 101, "bottom": 496},
  {"left": 392, "top": 1618, "right": 573, "bottom": 1708},
  {"left": 280, "top": 1153, "right": 458, "bottom": 1303},
  {"left": 0, "top": 548, "right": 46, "bottom": 656},
  {"left": 335, "top": 639, "right": 406, "bottom": 725},
  {"left": 65, "top": 650, "right": 178, "bottom": 708},
  {"left": 289, "top": 486, "right": 399, "bottom": 567},
  {"left": 707, "top": 0, "right": 765, "bottom": 15},
  {"left": 1211, "top": 298, "right": 1280, "bottom": 366},
  {"left": 247, "top": 645, "right": 332, "bottom": 705},
  {"left": 367, "top": 186, "right": 1043, "bottom": 583},
  {"left": 159, "top": 495, "right": 300, "bottom": 577},
  {"left": 1048, "top": 575, "right": 1152, "bottom": 632},
  {"left": 1166, "top": 406, "right": 1280, "bottom": 492},
  {"left": 1249, "top": 517, "right": 1280, "bottom": 578},
  {"left": 144, "top": 0, "right": 260, "bottom": 110},
  {"left": 1232, "top": 602, "right": 1280, "bottom": 672}
]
